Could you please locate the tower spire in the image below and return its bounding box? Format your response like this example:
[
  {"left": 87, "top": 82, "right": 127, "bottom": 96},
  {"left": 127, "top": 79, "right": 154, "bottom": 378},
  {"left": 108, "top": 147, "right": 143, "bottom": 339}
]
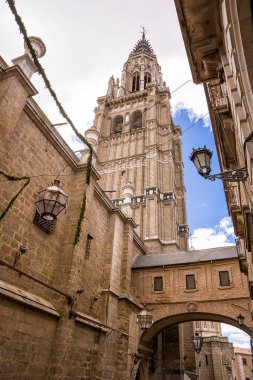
[{"left": 130, "top": 28, "right": 156, "bottom": 57}]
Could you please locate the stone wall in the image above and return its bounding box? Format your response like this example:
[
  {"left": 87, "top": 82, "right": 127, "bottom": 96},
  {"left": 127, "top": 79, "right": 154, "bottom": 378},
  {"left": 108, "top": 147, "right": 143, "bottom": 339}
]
[{"left": 0, "top": 64, "right": 143, "bottom": 379}]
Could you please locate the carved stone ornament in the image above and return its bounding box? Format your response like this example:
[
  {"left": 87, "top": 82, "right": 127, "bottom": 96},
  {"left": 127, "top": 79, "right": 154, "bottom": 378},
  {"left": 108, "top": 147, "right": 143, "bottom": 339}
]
[
  {"left": 187, "top": 302, "right": 197, "bottom": 312},
  {"left": 24, "top": 36, "right": 46, "bottom": 58}
]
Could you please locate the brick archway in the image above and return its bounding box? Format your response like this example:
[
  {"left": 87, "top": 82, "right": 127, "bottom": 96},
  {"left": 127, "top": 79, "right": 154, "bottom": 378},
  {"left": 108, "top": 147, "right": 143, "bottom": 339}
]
[{"left": 140, "top": 304, "right": 253, "bottom": 347}]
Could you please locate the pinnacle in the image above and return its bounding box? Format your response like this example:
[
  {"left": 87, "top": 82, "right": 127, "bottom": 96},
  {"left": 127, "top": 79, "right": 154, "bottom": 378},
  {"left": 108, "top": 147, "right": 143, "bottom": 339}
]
[{"left": 130, "top": 32, "right": 156, "bottom": 57}]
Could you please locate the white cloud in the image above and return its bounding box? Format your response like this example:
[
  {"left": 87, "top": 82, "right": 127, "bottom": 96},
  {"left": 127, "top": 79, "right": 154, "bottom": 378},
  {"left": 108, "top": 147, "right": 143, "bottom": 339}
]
[
  {"left": 191, "top": 217, "right": 235, "bottom": 250},
  {"left": 221, "top": 323, "right": 250, "bottom": 349},
  {"left": 161, "top": 55, "right": 210, "bottom": 124},
  {"left": 0, "top": 0, "right": 211, "bottom": 139},
  {"left": 218, "top": 216, "right": 235, "bottom": 236}
]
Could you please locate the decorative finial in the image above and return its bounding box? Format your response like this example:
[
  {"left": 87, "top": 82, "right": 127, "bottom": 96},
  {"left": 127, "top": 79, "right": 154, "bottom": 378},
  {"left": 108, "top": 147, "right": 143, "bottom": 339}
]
[
  {"left": 12, "top": 36, "right": 46, "bottom": 79},
  {"left": 140, "top": 25, "right": 147, "bottom": 39},
  {"left": 24, "top": 36, "right": 46, "bottom": 58}
]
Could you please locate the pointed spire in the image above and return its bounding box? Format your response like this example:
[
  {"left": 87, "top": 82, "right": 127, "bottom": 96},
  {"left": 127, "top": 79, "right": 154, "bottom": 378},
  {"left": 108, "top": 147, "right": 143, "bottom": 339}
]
[{"left": 130, "top": 29, "right": 156, "bottom": 57}]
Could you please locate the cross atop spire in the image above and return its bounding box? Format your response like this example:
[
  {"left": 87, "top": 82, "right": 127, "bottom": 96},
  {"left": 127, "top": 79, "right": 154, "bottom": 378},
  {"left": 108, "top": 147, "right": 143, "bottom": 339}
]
[
  {"left": 130, "top": 29, "right": 156, "bottom": 57},
  {"left": 140, "top": 25, "right": 147, "bottom": 39}
]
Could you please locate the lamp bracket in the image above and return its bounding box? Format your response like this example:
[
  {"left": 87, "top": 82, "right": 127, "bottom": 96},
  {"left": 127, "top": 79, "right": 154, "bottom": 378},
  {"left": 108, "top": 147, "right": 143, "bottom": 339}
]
[{"left": 204, "top": 167, "right": 248, "bottom": 182}]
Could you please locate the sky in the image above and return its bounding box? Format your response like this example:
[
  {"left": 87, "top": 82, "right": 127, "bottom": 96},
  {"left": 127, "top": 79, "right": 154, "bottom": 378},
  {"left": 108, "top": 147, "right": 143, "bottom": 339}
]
[{"left": 0, "top": 0, "right": 249, "bottom": 348}]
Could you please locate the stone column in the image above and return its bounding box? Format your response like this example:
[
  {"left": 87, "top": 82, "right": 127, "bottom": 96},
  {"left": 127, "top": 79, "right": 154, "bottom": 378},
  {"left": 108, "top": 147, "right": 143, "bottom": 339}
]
[{"left": 121, "top": 182, "right": 135, "bottom": 218}]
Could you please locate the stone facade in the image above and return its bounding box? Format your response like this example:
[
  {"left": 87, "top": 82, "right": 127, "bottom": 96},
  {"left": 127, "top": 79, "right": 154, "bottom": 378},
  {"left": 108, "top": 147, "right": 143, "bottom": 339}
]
[
  {"left": 175, "top": 0, "right": 253, "bottom": 317},
  {"left": 85, "top": 31, "right": 188, "bottom": 254},
  {"left": 197, "top": 337, "right": 235, "bottom": 380},
  {"left": 234, "top": 347, "right": 253, "bottom": 380},
  {"left": 0, "top": 47, "right": 146, "bottom": 379},
  {"left": 1, "top": 31, "right": 253, "bottom": 380}
]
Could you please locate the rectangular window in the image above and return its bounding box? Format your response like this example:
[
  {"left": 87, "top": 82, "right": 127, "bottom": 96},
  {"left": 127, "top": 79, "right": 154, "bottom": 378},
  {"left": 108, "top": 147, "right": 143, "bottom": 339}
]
[
  {"left": 85, "top": 234, "right": 93, "bottom": 260},
  {"left": 243, "top": 358, "right": 247, "bottom": 365},
  {"left": 205, "top": 355, "right": 208, "bottom": 365},
  {"left": 186, "top": 274, "right": 196, "bottom": 289},
  {"left": 219, "top": 271, "right": 230, "bottom": 286},
  {"left": 154, "top": 276, "right": 163, "bottom": 291}
]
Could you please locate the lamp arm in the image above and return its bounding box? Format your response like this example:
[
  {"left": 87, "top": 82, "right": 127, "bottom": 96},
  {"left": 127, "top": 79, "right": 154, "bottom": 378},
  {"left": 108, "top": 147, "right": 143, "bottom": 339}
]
[{"left": 204, "top": 167, "right": 248, "bottom": 182}]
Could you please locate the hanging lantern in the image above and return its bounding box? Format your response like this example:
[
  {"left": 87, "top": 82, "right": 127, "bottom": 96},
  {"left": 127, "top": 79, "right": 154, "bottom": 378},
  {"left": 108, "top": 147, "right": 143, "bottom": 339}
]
[
  {"left": 35, "top": 178, "right": 68, "bottom": 221},
  {"left": 137, "top": 305, "right": 153, "bottom": 330},
  {"left": 192, "top": 335, "right": 203, "bottom": 354},
  {"left": 237, "top": 314, "right": 245, "bottom": 326},
  {"left": 190, "top": 146, "right": 212, "bottom": 176}
]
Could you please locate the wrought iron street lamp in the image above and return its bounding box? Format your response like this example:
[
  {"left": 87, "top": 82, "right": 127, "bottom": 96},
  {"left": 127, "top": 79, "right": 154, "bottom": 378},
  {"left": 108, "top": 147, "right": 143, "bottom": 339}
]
[
  {"left": 35, "top": 178, "right": 68, "bottom": 220},
  {"left": 192, "top": 334, "right": 203, "bottom": 380},
  {"left": 137, "top": 305, "right": 153, "bottom": 330},
  {"left": 192, "top": 334, "right": 203, "bottom": 354},
  {"left": 237, "top": 314, "right": 245, "bottom": 326},
  {"left": 190, "top": 146, "right": 248, "bottom": 182}
]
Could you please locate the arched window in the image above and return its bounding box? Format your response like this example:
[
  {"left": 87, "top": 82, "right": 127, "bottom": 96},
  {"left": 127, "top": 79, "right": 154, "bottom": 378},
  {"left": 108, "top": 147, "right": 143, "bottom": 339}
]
[
  {"left": 131, "top": 111, "right": 142, "bottom": 130},
  {"left": 132, "top": 72, "right": 140, "bottom": 92},
  {"left": 144, "top": 72, "right": 151, "bottom": 89},
  {"left": 112, "top": 115, "right": 123, "bottom": 135}
]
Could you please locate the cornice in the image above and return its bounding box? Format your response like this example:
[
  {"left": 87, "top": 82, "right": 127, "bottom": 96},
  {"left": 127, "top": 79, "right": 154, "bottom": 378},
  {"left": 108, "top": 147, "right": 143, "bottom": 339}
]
[
  {"left": 133, "top": 231, "right": 148, "bottom": 255},
  {"left": 0, "top": 65, "right": 37, "bottom": 96},
  {"left": 25, "top": 99, "right": 80, "bottom": 169},
  {"left": 101, "top": 288, "right": 142, "bottom": 309},
  {"left": 106, "top": 90, "right": 148, "bottom": 107},
  {"left": 94, "top": 184, "right": 137, "bottom": 228},
  {"left": 24, "top": 99, "right": 100, "bottom": 180},
  {"left": 0, "top": 56, "right": 9, "bottom": 70}
]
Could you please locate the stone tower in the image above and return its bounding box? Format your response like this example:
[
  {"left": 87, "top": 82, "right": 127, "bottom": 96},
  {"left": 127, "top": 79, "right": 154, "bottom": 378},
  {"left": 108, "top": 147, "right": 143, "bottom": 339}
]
[{"left": 85, "top": 31, "right": 188, "bottom": 254}]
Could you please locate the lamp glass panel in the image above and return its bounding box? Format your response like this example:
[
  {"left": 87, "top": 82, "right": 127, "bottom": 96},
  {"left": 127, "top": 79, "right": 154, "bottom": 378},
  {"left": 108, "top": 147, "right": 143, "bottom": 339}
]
[
  {"left": 196, "top": 152, "right": 206, "bottom": 168},
  {"left": 56, "top": 192, "right": 66, "bottom": 204},
  {"left": 36, "top": 199, "right": 45, "bottom": 214},
  {"left": 57, "top": 206, "right": 67, "bottom": 218},
  {"left": 36, "top": 190, "right": 46, "bottom": 202},
  {"left": 52, "top": 202, "right": 64, "bottom": 216},
  {"left": 193, "top": 336, "right": 202, "bottom": 353},
  {"left": 43, "top": 199, "right": 54, "bottom": 213},
  {"left": 44, "top": 189, "right": 58, "bottom": 201}
]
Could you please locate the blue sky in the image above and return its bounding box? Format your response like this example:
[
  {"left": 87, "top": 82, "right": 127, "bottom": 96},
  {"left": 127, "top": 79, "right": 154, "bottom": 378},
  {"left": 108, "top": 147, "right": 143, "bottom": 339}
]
[
  {"left": 174, "top": 109, "right": 229, "bottom": 233},
  {"left": 0, "top": 0, "right": 249, "bottom": 349}
]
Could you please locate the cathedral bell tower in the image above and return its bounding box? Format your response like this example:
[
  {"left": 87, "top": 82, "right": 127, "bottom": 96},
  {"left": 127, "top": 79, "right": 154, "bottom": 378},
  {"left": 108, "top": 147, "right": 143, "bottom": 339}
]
[{"left": 85, "top": 31, "right": 188, "bottom": 254}]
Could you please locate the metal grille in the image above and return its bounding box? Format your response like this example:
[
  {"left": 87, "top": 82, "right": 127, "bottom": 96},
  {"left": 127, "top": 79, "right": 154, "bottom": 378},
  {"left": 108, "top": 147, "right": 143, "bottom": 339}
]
[{"left": 33, "top": 210, "right": 56, "bottom": 235}]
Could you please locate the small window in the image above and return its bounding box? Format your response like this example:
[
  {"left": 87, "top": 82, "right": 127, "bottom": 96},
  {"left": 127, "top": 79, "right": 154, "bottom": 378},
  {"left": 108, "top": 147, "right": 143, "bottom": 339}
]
[
  {"left": 131, "top": 111, "right": 142, "bottom": 130},
  {"left": 132, "top": 72, "right": 140, "bottom": 92},
  {"left": 186, "top": 274, "right": 196, "bottom": 289},
  {"left": 242, "top": 357, "right": 247, "bottom": 365},
  {"left": 85, "top": 234, "right": 93, "bottom": 260},
  {"left": 219, "top": 271, "right": 230, "bottom": 286},
  {"left": 154, "top": 276, "right": 163, "bottom": 291},
  {"left": 112, "top": 115, "right": 123, "bottom": 135},
  {"left": 205, "top": 355, "right": 208, "bottom": 365},
  {"left": 144, "top": 72, "right": 151, "bottom": 89}
]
